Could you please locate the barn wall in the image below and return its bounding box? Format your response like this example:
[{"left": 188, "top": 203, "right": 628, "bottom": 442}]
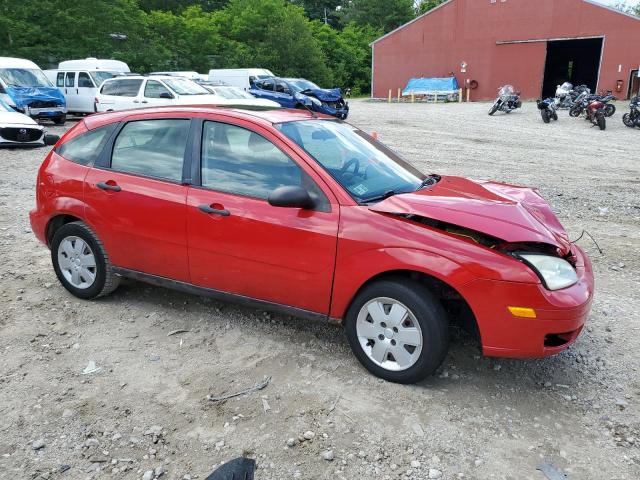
[{"left": 372, "top": 0, "right": 640, "bottom": 100}]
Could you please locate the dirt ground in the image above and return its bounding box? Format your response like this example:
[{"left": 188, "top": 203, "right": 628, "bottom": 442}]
[{"left": 1, "top": 100, "right": 639, "bottom": 480}]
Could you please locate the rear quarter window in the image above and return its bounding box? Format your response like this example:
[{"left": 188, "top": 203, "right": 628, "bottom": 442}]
[{"left": 56, "top": 126, "right": 113, "bottom": 166}]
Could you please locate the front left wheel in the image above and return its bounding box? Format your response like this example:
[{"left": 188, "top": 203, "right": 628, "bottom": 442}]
[
  {"left": 345, "top": 278, "right": 449, "bottom": 384},
  {"left": 50, "top": 221, "right": 119, "bottom": 299}
]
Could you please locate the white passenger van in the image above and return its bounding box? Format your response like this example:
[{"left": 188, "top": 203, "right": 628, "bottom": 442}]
[
  {"left": 207, "top": 68, "right": 274, "bottom": 90},
  {"left": 45, "top": 58, "right": 130, "bottom": 114}
]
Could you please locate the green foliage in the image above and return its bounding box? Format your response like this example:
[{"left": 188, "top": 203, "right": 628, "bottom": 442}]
[
  {"left": 340, "top": 0, "right": 414, "bottom": 33},
  {"left": 416, "top": 0, "right": 447, "bottom": 15},
  {"left": 0, "top": 0, "right": 394, "bottom": 92}
]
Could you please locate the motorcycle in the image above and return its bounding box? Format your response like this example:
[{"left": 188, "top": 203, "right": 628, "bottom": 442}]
[
  {"left": 622, "top": 95, "right": 640, "bottom": 128},
  {"left": 570, "top": 91, "right": 616, "bottom": 118},
  {"left": 585, "top": 97, "right": 607, "bottom": 130},
  {"left": 537, "top": 98, "right": 559, "bottom": 123},
  {"left": 555, "top": 83, "right": 590, "bottom": 109},
  {"left": 488, "top": 85, "right": 522, "bottom": 115}
]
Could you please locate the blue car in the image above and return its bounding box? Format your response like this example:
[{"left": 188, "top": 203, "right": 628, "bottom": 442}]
[{"left": 249, "top": 77, "right": 349, "bottom": 119}]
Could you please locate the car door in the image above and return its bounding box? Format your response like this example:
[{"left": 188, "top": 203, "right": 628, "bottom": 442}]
[
  {"left": 115, "top": 79, "right": 144, "bottom": 111},
  {"left": 249, "top": 78, "right": 276, "bottom": 102},
  {"left": 64, "top": 72, "right": 78, "bottom": 111},
  {"left": 274, "top": 79, "right": 297, "bottom": 108},
  {"left": 186, "top": 118, "right": 339, "bottom": 314},
  {"left": 84, "top": 116, "right": 193, "bottom": 282},
  {"left": 141, "top": 79, "right": 175, "bottom": 107},
  {"left": 76, "top": 72, "right": 96, "bottom": 113}
]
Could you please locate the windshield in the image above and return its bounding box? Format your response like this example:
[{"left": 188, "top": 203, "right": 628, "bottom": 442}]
[
  {"left": 277, "top": 120, "right": 424, "bottom": 203},
  {"left": 211, "top": 86, "right": 255, "bottom": 99},
  {"left": 163, "top": 78, "right": 210, "bottom": 95},
  {"left": 90, "top": 71, "right": 121, "bottom": 86},
  {"left": 286, "top": 79, "right": 321, "bottom": 92},
  {"left": 0, "top": 68, "right": 52, "bottom": 87}
]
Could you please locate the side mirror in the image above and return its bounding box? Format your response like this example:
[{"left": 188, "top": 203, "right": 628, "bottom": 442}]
[
  {"left": 268, "top": 186, "right": 315, "bottom": 209},
  {"left": 159, "top": 92, "right": 174, "bottom": 99},
  {"left": 44, "top": 134, "right": 60, "bottom": 146}
]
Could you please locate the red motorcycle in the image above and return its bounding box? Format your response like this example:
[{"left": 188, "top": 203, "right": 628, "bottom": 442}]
[{"left": 585, "top": 98, "right": 607, "bottom": 130}]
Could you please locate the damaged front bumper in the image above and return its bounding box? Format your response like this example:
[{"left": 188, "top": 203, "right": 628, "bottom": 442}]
[{"left": 459, "top": 244, "right": 594, "bottom": 358}]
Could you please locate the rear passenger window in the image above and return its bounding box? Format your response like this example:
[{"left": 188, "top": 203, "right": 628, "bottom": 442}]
[
  {"left": 100, "top": 81, "right": 118, "bottom": 95},
  {"left": 56, "top": 126, "right": 111, "bottom": 166},
  {"left": 116, "top": 79, "right": 143, "bottom": 97},
  {"left": 65, "top": 72, "right": 75, "bottom": 88},
  {"left": 56, "top": 72, "right": 65, "bottom": 87},
  {"left": 255, "top": 79, "right": 274, "bottom": 91},
  {"left": 111, "top": 119, "right": 190, "bottom": 182}
]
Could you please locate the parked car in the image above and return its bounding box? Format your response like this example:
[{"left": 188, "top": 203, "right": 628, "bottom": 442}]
[
  {"left": 250, "top": 77, "right": 349, "bottom": 119},
  {"left": 149, "top": 71, "right": 207, "bottom": 81},
  {"left": 0, "top": 57, "right": 67, "bottom": 124},
  {"left": 0, "top": 98, "right": 58, "bottom": 147},
  {"left": 197, "top": 83, "right": 279, "bottom": 107},
  {"left": 45, "top": 58, "right": 129, "bottom": 115},
  {"left": 208, "top": 68, "right": 274, "bottom": 91},
  {"left": 94, "top": 75, "right": 275, "bottom": 112},
  {"left": 30, "top": 107, "right": 594, "bottom": 384}
]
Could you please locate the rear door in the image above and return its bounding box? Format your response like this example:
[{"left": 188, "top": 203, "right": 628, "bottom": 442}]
[
  {"left": 84, "top": 116, "right": 193, "bottom": 281},
  {"left": 64, "top": 72, "right": 78, "bottom": 111},
  {"left": 250, "top": 78, "right": 276, "bottom": 102},
  {"left": 113, "top": 79, "right": 144, "bottom": 111},
  {"left": 76, "top": 72, "right": 97, "bottom": 113},
  {"left": 186, "top": 118, "right": 339, "bottom": 314}
]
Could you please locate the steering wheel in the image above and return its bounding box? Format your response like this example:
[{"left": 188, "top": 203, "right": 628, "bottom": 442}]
[{"left": 340, "top": 158, "right": 360, "bottom": 176}]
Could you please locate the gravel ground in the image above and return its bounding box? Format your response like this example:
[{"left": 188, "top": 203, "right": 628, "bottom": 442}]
[{"left": 0, "top": 101, "right": 639, "bottom": 480}]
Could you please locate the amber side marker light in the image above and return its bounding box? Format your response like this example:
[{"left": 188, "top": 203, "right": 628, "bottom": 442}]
[{"left": 508, "top": 306, "right": 537, "bottom": 319}]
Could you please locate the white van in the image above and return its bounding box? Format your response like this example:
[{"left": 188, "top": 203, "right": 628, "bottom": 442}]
[
  {"left": 0, "top": 57, "right": 67, "bottom": 124},
  {"left": 208, "top": 68, "right": 274, "bottom": 90},
  {"left": 45, "top": 58, "right": 130, "bottom": 114}
]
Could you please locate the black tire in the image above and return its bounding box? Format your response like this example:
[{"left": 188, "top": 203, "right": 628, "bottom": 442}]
[
  {"left": 552, "top": 112, "right": 558, "bottom": 121},
  {"left": 541, "top": 110, "right": 550, "bottom": 123},
  {"left": 53, "top": 114, "right": 66, "bottom": 125},
  {"left": 488, "top": 102, "right": 499, "bottom": 116},
  {"left": 345, "top": 278, "right": 449, "bottom": 384},
  {"left": 569, "top": 106, "right": 582, "bottom": 117},
  {"left": 622, "top": 113, "right": 634, "bottom": 128},
  {"left": 50, "top": 221, "right": 119, "bottom": 299},
  {"left": 604, "top": 104, "right": 616, "bottom": 117},
  {"left": 596, "top": 112, "right": 606, "bottom": 131}
]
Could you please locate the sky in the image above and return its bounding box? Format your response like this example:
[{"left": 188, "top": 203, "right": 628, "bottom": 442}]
[{"left": 592, "top": 0, "right": 634, "bottom": 6}]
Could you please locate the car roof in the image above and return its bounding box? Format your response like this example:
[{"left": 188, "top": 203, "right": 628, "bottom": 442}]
[{"left": 83, "top": 106, "right": 330, "bottom": 130}]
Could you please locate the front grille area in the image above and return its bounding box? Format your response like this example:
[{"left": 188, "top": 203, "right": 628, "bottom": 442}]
[
  {"left": 322, "top": 100, "right": 346, "bottom": 110},
  {"left": 0, "top": 127, "right": 42, "bottom": 142},
  {"left": 28, "top": 100, "right": 60, "bottom": 109}
]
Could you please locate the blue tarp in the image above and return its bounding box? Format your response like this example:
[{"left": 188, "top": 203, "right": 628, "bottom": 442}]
[
  {"left": 5, "top": 86, "right": 66, "bottom": 110},
  {"left": 402, "top": 77, "right": 459, "bottom": 96}
]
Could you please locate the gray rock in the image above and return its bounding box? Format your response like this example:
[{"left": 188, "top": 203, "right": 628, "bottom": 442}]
[
  {"left": 142, "top": 470, "right": 154, "bottom": 480},
  {"left": 154, "top": 466, "right": 165, "bottom": 477},
  {"left": 411, "top": 460, "right": 421, "bottom": 468},
  {"left": 286, "top": 438, "right": 296, "bottom": 447},
  {"left": 31, "top": 439, "right": 45, "bottom": 450},
  {"left": 428, "top": 468, "right": 442, "bottom": 479},
  {"left": 303, "top": 431, "right": 315, "bottom": 440},
  {"left": 322, "top": 450, "right": 334, "bottom": 461}
]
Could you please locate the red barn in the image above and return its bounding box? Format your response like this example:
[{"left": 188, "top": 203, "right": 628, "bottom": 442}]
[{"left": 370, "top": 0, "right": 640, "bottom": 100}]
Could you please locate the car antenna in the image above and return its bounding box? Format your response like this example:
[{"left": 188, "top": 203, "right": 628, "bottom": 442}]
[{"left": 298, "top": 101, "right": 318, "bottom": 118}]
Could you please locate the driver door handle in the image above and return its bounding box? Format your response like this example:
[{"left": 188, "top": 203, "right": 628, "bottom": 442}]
[
  {"left": 96, "top": 181, "right": 121, "bottom": 192},
  {"left": 198, "top": 204, "right": 230, "bottom": 217}
]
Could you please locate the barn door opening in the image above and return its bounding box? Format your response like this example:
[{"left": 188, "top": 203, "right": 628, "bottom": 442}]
[
  {"left": 541, "top": 38, "right": 603, "bottom": 98},
  {"left": 629, "top": 70, "right": 639, "bottom": 98}
]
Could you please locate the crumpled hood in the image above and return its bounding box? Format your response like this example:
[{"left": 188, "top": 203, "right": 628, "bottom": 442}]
[
  {"left": 0, "top": 111, "right": 40, "bottom": 126},
  {"left": 299, "top": 88, "right": 343, "bottom": 102},
  {"left": 370, "top": 176, "right": 572, "bottom": 254},
  {"left": 6, "top": 86, "right": 66, "bottom": 108}
]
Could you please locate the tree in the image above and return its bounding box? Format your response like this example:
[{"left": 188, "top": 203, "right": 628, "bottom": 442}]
[
  {"left": 416, "top": 0, "right": 446, "bottom": 15},
  {"left": 611, "top": 1, "right": 640, "bottom": 15},
  {"left": 288, "top": 0, "right": 342, "bottom": 25},
  {"left": 340, "top": 0, "right": 414, "bottom": 33}
]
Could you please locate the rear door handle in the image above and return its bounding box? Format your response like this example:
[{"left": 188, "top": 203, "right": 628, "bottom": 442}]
[
  {"left": 198, "top": 204, "right": 230, "bottom": 216},
  {"left": 133, "top": 100, "right": 140, "bottom": 104},
  {"left": 97, "top": 181, "right": 121, "bottom": 192}
]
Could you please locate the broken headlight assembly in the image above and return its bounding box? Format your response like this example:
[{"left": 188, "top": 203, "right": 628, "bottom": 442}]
[{"left": 517, "top": 253, "right": 578, "bottom": 291}]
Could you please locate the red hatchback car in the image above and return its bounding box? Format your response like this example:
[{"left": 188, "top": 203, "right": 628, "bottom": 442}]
[{"left": 30, "top": 106, "right": 594, "bottom": 383}]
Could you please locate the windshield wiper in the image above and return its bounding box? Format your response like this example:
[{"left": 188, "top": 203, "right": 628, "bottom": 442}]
[{"left": 361, "top": 190, "right": 400, "bottom": 204}]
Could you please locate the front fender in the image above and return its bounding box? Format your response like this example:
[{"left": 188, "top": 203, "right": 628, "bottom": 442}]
[{"left": 329, "top": 247, "right": 477, "bottom": 319}]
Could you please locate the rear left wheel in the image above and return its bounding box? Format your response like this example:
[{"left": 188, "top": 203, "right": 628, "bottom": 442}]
[
  {"left": 51, "top": 221, "right": 119, "bottom": 299},
  {"left": 345, "top": 278, "right": 449, "bottom": 384},
  {"left": 596, "top": 112, "right": 606, "bottom": 131}
]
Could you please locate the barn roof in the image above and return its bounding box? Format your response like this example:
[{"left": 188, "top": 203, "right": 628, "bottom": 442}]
[{"left": 370, "top": 0, "right": 639, "bottom": 47}]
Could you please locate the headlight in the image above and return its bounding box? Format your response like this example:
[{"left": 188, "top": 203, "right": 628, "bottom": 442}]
[
  {"left": 518, "top": 254, "right": 578, "bottom": 291},
  {"left": 309, "top": 97, "right": 322, "bottom": 107}
]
